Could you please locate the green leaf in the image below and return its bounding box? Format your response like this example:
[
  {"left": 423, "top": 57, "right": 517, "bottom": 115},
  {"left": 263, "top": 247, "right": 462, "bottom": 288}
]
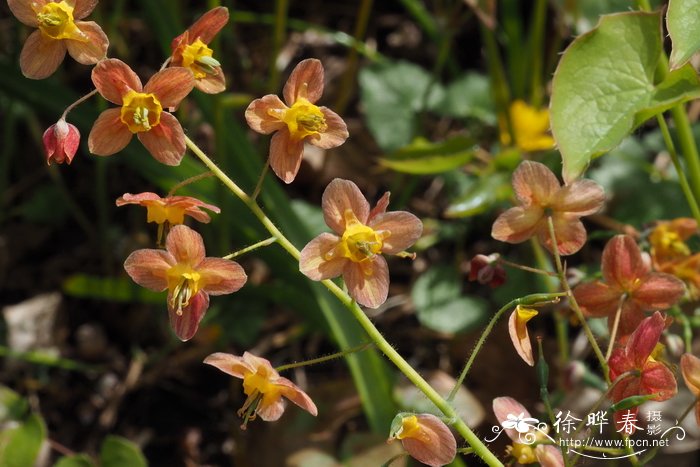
[
  {"left": 55, "top": 454, "right": 95, "bottom": 467},
  {"left": 379, "top": 137, "right": 476, "bottom": 175},
  {"left": 443, "top": 172, "right": 511, "bottom": 218},
  {"left": 551, "top": 12, "right": 672, "bottom": 183},
  {"left": 439, "top": 73, "right": 495, "bottom": 123},
  {"left": 0, "top": 385, "right": 29, "bottom": 423},
  {"left": 0, "top": 414, "right": 47, "bottom": 467},
  {"left": 668, "top": 0, "right": 700, "bottom": 69},
  {"left": 412, "top": 266, "right": 488, "bottom": 334},
  {"left": 359, "top": 60, "right": 444, "bottom": 151},
  {"left": 100, "top": 436, "right": 147, "bottom": 467},
  {"left": 63, "top": 275, "right": 164, "bottom": 304},
  {"left": 634, "top": 65, "right": 700, "bottom": 124}
]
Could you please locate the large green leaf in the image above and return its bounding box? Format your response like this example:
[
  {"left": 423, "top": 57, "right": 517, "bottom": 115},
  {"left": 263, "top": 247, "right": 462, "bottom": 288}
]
[
  {"left": 100, "top": 436, "right": 147, "bottom": 467},
  {"left": 551, "top": 12, "right": 700, "bottom": 183},
  {"left": 0, "top": 414, "right": 46, "bottom": 467},
  {"left": 55, "top": 455, "right": 95, "bottom": 467},
  {"left": 379, "top": 137, "right": 476, "bottom": 175},
  {"left": 668, "top": 0, "right": 700, "bottom": 69}
]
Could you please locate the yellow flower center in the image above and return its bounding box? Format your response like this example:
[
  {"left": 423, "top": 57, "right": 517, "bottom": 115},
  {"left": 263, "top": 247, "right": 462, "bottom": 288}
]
[
  {"left": 120, "top": 90, "right": 162, "bottom": 134},
  {"left": 180, "top": 38, "right": 220, "bottom": 79},
  {"left": 331, "top": 210, "right": 385, "bottom": 265},
  {"left": 166, "top": 263, "right": 202, "bottom": 316},
  {"left": 145, "top": 202, "right": 187, "bottom": 225},
  {"left": 656, "top": 230, "right": 690, "bottom": 256},
  {"left": 508, "top": 442, "right": 538, "bottom": 464},
  {"left": 395, "top": 415, "right": 431, "bottom": 443},
  {"left": 278, "top": 98, "right": 327, "bottom": 140},
  {"left": 35, "top": 1, "right": 86, "bottom": 41}
]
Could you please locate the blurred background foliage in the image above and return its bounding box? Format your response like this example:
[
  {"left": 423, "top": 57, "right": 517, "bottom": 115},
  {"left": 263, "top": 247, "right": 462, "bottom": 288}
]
[{"left": 0, "top": 0, "right": 696, "bottom": 465}]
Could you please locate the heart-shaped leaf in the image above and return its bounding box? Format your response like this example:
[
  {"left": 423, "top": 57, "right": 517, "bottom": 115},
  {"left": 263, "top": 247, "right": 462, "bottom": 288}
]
[{"left": 667, "top": 0, "right": 700, "bottom": 69}]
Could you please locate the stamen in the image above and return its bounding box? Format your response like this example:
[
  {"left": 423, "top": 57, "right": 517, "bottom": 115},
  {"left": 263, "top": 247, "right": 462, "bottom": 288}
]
[{"left": 133, "top": 107, "right": 151, "bottom": 131}]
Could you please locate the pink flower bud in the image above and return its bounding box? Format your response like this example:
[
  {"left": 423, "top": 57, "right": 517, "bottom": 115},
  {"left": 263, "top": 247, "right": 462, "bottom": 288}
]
[
  {"left": 43, "top": 119, "right": 80, "bottom": 165},
  {"left": 468, "top": 253, "right": 506, "bottom": 288}
]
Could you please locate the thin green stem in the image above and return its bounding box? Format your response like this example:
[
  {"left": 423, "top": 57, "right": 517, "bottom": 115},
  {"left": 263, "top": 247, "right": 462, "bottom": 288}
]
[
  {"left": 251, "top": 159, "right": 270, "bottom": 201},
  {"left": 528, "top": 0, "right": 547, "bottom": 107},
  {"left": 656, "top": 115, "right": 700, "bottom": 224},
  {"left": 447, "top": 292, "right": 567, "bottom": 402},
  {"left": 334, "top": 0, "right": 373, "bottom": 115},
  {"left": 275, "top": 342, "right": 374, "bottom": 372},
  {"left": 606, "top": 295, "right": 626, "bottom": 361},
  {"left": 498, "top": 257, "right": 558, "bottom": 277},
  {"left": 546, "top": 216, "right": 609, "bottom": 382},
  {"left": 167, "top": 171, "right": 215, "bottom": 196},
  {"left": 223, "top": 237, "right": 277, "bottom": 260},
  {"left": 267, "top": 0, "right": 289, "bottom": 93},
  {"left": 61, "top": 89, "right": 98, "bottom": 120},
  {"left": 184, "top": 136, "right": 502, "bottom": 466},
  {"left": 678, "top": 395, "right": 699, "bottom": 424}
]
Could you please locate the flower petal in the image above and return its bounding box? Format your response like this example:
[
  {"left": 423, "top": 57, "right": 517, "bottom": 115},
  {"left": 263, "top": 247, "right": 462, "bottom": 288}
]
[
  {"left": 123, "top": 249, "right": 174, "bottom": 291},
  {"left": 508, "top": 307, "right": 537, "bottom": 366},
  {"left": 165, "top": 224, "right": 206, "bottom": 265},
  {"left": 615, "top": 302, "right": 647, "bottom": 340},
  {"left": 137, "top": 113, "right": 186, "bottom": 166},
  {"left": 88, "top": 109, "right": 133, "bottom": 156},
  {"left": 195, "top": 69, "right": 226, "bottom": 94},
  {"left": 283, "top": 58, "right": 325, "bottom": 105},
  {"left": 369, "top": 211, "right": 422, "bottom": 254},
  {"left": 169, "top": 291, "right": 209, "bottom": 341},
  {"left": 8, "top": 0, "right": 41, "bottom": 26},
  {"left": 552, "top": 179, "right": 605, "bottom": 215},
  {"left": 309, "top": 107, "right": 348, "bottom": 149},
  {"left": 322, "top": 178, "right": 370, "bottom": 234},
  {"left": 116, "top": 192, "right": 162, "bottom": 206},
  {"left": 20, "top": 30, "right": 66, "bottom": 79},
  {"left": 572, "top": 281, "right": 621, "bottom": 318},
  {"left": 601, "top": 235, "right": 648, "bottom": 289},
  {"left": 632, "top": 273, "right": 685, "bottom": 310},
  {"left": 245, "top": 95, "right": 287, "bottom": 134},
  {"left": 343, "top": 257, "right": 389, "bottom": 309},
  {"left": 176, "top": 6, "right": 229, "bottom": 47},
  {"left": 535, "top": 445, "right": 565, "bottom": 467},
  {"left": 368, "top": 192, "right": 391, "bottom": 223},
  {"left": 626, "top": 311, "right": 666, "bottom": 368},
  {"left": 144, "top": 67, "right": 195, "bottom": 108},
  {"left": 537, "top": 214, "right": 586, "bottom": 255},
  {"left": 276, "top": 376, "right": 318, "bottom": 416},
  {"left": 242, "top": 351, "right": 277, "bottom": 373},
  {"left": 65, "top": 21, "right": 108, "bottom": 64},
  {"left": 256, "top": 395, "right": 287, "bottom": 422},
  {"left": 681, "top": 353, "right": 700, "bottom": 396},
  {"left": 299, "top": 233, "right": 347, "bottom": 280},
  {"left": 400, "top": 414, "right": 457, "bottom": 467},
  {"left": 203, "top": 352, "right": 253, "bottom": 379},
  {"left": 198, "top": 258, "right": 247, "bottom": 295},
  {"left": 492, "top": 206, "right": 543, "bottom": 244},
  {"left": 512, "top": 161, "right": 561, "bottom": 207},
  {"left": 640, "top": 361, "right": 677, "bottom": 401},
  {"left": 492, "top": 397, "right": 532, "bottom": 441},
  {"left": 269, "top": 129, "right": 304, "bottom": 184},
  {"left": 92, "top": 59, "right": 143, "bottom": 105},
  {"left": 73, "top": 0, "right": 98, "bottom": 19}
]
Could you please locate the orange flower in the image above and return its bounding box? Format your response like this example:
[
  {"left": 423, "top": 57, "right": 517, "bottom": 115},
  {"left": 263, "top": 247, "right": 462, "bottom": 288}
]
[
  {"left": 245, "top": 59, "right": 349, "bottom": 183},
  {"left": 573, "top": 235, "right": 685, "bottom": 338},
  {"left": 650, "top": 218, "right": 700, "bottom": 297},
  {"left": 492, "top": 397, "right": 563, "bottom": 466},
  {"left": 116, "top": 192, "right": 220, "bottom": 225},
  {"left": 124, "top": 225, "right": 246, "bottom": 341},
  {"left": 203, "top": 352, "right": 317, "bottom": 427},
  {"left": 43, "top": 118, "right": 80, "bottom": 165},
  {"left": 508, "top": 306, "right": 538, "bottom": 366},
  {"left": 88, "top": 59, "right": 195, "bottom": 165},
  {"left": 492, "top": 161, "right": 605, "bottom": 255},
  {"left": 300, "top": 179, "right": 422, "bottom": 308},
  {"left": 608, "top": 312, "right": 677, "bottom": 433},
  {"left": 8, "top": 0, "right": 108, "bottom": 79},
  {"left": 680, "top": 353, "right": 700, "bottom": 425},
  {"left": 500, "top": 100, "right": 555, "bottom": 152},
  {"left": 388, "top": 413, "right": 456, "bottom": 467},
  {"left": 169, "top": 7, "right": 229, "bottom": 94}
]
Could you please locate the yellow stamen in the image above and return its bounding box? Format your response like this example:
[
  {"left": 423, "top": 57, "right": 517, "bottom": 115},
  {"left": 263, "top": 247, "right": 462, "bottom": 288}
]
[
  {"left": 395, "top": 415, "right": 431, "bottom": 443},
  {"left": 334, "top": 210, "right": 385, "bottom": 264},
  {"left": 180, "top": 38, "right": 220, "bottom": 79},
  {"left": 277, "top": 97, "right": 327, "bottom": 140},
  {"left": 35, "top": 1, "right": 87, "bottom": 41},
  {"left": 508, "top": 442, "right": 538, "bottom": 464},
  {"left": 120, "top": 90, "right": 162, "bottom": 134},
  {"left": 145, "top": 202, "right": 187, "bottom": 225},
  {"left": 166, "top": 263, "right": 202, "bottom": 315}
]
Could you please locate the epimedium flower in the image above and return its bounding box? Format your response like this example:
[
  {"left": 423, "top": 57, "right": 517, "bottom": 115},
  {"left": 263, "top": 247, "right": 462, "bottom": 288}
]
[
  {"left": 88, "top": 58, "right": 195, "bottom": 165},
  {"left": 124, "top": 224, "right": 246, "bottom": 341},
  {"left": 680, "top": 353, "right": 700, "bottom": 425},
  {"left": 509, "top": 305, "right": 538, "bottom": 367},
  {"left": 468, "top": 253, "right": 506, "bottom": 288},
  {"left": 573, "top": 235, "right": 685, "bottom": 339},
  {"left": 491, "top": 160, "right": 605, "bottom": 256},
  {"left": 608, "top": 312, "right": 677, "bottom": 434},
  {"left": 245, "top": 59, "right": 349, "bottom": 183},
  {"left": 492, "top": 397, "right": 563, "bottom": 467},
  {"left": 203, "top": 351, "right": 317, "bottom": 428},
  {"left": 500, "top": 100, "right": 555, "bottom": 152},
  {"left": 299, "top": 179, "right": 422, "bottom": 308},
  {"left": 169, "top": 6, "right": 229, "bottom": 94},
  {"left": 8, "top": 0, "right": 108, "bottom": 79},
  {"left": 650, "top": 218, "right": 700, "bottom": 298},
  {"left": 387, "top": 413, "right": 456, "bottom": 467},
  {"left": 43, "top": 118, "right": 80, "bottom": 165}
]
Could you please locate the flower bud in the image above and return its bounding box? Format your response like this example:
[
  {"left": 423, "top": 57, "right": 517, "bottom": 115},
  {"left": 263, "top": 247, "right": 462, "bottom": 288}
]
[
  {"left": 388, "top": 412, "right": 456, "bottom": 467},
  {"left": 43, "top": 119, "right": 80, "bottom": 165},
  {"left": 468, "top": 253, "right": 506, "bottom": 287}
]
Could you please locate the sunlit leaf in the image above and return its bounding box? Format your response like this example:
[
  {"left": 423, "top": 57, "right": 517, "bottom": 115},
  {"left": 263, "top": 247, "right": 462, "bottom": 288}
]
[
  {"left": 100, "top": 436, "right": 147, "bottom": 467},
  {"left": 667, "top": 0, "right": 700, "bottom": 69},
  {"left": 379, "top": 137, "right": 476, "bottom": 175},
  {"left": 0, "top": 414, "right": 46, "bottom": 467},
  {"left": 63, "top": 275, "right": 163, "bottom": 304},
  {"left": 55, "top": 454, "right": 95, "bottom": 467}
]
